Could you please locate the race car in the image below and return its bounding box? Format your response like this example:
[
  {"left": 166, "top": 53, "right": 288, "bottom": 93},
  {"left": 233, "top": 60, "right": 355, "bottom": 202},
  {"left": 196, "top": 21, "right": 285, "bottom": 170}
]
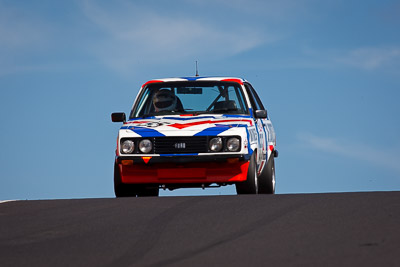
[{"left": 111, "top": 76, "right": 278, "bottom": 197}]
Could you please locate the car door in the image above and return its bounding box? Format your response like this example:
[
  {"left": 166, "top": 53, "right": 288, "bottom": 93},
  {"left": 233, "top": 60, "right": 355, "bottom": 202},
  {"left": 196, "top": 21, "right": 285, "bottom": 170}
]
[{"left": 244, "top": 83, "right": 268, "bottom": 174}]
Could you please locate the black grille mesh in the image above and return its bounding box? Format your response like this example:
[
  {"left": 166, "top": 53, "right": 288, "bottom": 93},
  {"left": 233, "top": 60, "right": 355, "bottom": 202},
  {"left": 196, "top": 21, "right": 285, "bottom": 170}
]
[{"left": 154, "top": 136, "right": 208, "bottom": 154}]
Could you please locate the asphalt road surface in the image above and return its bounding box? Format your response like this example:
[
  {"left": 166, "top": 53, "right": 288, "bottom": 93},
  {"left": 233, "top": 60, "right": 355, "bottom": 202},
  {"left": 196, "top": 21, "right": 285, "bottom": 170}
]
[{"left": 1, "top": 191, "right": 399, "bottom": 266}]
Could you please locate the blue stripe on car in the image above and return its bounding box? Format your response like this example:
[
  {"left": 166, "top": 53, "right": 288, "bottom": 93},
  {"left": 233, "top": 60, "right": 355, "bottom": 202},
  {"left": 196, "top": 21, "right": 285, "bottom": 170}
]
[
  {"left": 180, "top": 77, "right": 207, "bottom": 81},
  {"left": 159, "top": 153, "right": 199, "bottom": 156},
  {"left": 194, "top": 126, "right": 230, "bottom": 136},
  {"left": 223, "top": 114, "right": 252, "bottom": 119},
  {"left": 246, "top": 127, "right": 254, "bottom": 155},
  {"left": 122, "top": 126, "right": 165, "bottom": 137},
  {"left": 194, "top": 124, "right": 248, "bottom": 136},
  {"left": 248, "top": 108, "right": 254, "bottom": 118}
]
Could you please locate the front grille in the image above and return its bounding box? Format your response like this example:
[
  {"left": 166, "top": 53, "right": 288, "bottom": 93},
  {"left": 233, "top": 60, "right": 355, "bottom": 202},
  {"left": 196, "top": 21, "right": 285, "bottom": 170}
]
[{"left": 154, "top": 136, "right": 208, "bottom": 154}]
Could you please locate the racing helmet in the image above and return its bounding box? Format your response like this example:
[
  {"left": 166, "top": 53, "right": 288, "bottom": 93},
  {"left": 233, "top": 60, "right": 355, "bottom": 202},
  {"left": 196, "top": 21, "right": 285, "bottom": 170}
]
[{"left": 152, "top": 89, "right": 177, "bottom": 111}]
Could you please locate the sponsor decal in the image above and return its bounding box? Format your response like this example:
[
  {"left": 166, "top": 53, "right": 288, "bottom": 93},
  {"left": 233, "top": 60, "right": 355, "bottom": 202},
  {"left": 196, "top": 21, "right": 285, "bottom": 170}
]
[
  {"left": 174, "top": 142, "right": 186, "bottom": 149},
  {"left": 248, "top": 128, "right": 258, "bottom": 144},
  {"left": 135, "top": 122, "right": 170, "bottom": 127}
]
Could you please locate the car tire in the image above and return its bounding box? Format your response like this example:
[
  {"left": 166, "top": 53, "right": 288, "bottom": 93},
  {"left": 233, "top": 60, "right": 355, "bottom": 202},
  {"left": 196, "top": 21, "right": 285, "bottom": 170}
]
[
  {"left": 114, "top": 163, "right": 159, "bottom": 197},
  {"left": 258, "top": 155, "right": 275, "bottom": 194},
  {"left": 235, "top": 152, "right": 258, "bottom": 194},
  {"left": 114, "top": 162, "right": 136, "bottom": 197}
]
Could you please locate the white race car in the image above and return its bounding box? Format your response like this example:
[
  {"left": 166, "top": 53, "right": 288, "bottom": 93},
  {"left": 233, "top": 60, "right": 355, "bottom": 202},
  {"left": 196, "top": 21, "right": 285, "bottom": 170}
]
[{"left": 111, "top": 77, "right": 277, "bottom": 197}]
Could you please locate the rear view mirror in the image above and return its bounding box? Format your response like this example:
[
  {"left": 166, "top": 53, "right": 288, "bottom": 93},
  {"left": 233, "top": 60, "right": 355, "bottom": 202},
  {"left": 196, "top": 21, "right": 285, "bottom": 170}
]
[
  {"left": 111, "top": 112, "right": 126, "bottom": 122},
  {"left": 255, "top": 110, "right": 267, "bottom": 119},
  {"left": 177, "top": 87, "right": 203, "bottom": 94}
]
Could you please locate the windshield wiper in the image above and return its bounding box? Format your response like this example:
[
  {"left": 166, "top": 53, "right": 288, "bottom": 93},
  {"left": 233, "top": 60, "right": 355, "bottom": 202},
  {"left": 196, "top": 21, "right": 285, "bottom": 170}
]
[
  {"left": 140, "top": 110, "right": 186, "bottom": 118},
  {"left": 190, "top": 111, "right": 213, "bottom": 115},
  {"left": 210, "top": 108, "right": 239, "bottom": 114},
  {"left": 139, "top": 113, "right": 156, "bottom": 118}
]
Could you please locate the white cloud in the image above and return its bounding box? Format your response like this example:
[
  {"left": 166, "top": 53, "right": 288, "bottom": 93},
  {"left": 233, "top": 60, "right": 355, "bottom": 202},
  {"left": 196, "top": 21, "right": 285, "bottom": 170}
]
[
  {"left": 184, "top": 0, "right": 312, "bottom": 19},
  {"left": 299, "top": 46, "right": 400, "bottom": 72},
  {"left": 297, "top": 132, "right": 400, "bottom": 174},
  {"left": 335, "top": 47, "right": 400, "bottom": 70},
  {"left": 80, "top": 0, "right": 277, "bottom": 74}
]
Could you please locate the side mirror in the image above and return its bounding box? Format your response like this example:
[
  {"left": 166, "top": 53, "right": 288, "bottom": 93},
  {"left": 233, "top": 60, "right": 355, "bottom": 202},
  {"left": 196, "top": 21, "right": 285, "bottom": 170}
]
[
  {"left": 111, "top": 112, "right": 126, "bottom": 122},
  {"left": 255, "top": 110, "right": 267, "bottom": 119}
]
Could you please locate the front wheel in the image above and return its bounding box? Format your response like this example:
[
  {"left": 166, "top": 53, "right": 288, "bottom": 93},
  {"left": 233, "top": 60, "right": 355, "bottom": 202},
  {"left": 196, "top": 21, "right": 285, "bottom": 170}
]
[
  {"left": 258, "top": 156, "right": 275, "bottom": 194},
  {"left": 235, "top": 152, "right": 258, "bottom": 194}
]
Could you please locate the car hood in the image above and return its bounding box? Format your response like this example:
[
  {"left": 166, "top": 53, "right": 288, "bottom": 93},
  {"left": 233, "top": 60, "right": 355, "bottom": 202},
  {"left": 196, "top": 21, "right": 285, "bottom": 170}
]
[{"left": 120, "top": 115, "right": 254, "bottom": 137}]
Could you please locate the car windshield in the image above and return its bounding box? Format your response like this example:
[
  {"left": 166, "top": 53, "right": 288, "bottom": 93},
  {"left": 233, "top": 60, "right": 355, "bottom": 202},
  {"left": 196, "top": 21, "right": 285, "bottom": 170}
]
[{"left": 130, "top": 81, "right": 249, "bottom": 118}]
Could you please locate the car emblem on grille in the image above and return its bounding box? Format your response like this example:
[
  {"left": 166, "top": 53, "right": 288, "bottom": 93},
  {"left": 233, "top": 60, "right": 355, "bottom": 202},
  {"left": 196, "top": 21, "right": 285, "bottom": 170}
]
[{"left": 174, "top": 142, "right": 186, "bottom": 149}]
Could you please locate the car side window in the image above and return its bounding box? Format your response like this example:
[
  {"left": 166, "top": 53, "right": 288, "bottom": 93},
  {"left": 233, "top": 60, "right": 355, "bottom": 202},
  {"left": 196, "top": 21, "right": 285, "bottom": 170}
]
[
  {"left": 244, "top": 83, "right": 261, "bottom": 111},
  {"left": 247, "top": 83, "right": 266, "bottom": 111}
]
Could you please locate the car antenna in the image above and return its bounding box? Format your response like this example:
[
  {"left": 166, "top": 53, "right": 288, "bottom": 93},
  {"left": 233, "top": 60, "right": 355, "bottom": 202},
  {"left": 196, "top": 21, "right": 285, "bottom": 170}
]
[{"left": 195, "top": 61, "right": 199, "bottom": 77}]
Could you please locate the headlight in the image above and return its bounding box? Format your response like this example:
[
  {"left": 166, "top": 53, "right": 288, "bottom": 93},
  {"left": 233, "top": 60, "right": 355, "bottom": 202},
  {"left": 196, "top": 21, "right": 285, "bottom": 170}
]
[
  {"left": 121, "top": 140, "right": 134, "bottom": 154},
  {"left": 139, "top": 139, "right": 153, "bottom": 153},
  {"left": 227, "top": 137, "right": 240, "bottom": 152},
  {"left": 209, "top": 137, "right": 223, "bottom": 152}
]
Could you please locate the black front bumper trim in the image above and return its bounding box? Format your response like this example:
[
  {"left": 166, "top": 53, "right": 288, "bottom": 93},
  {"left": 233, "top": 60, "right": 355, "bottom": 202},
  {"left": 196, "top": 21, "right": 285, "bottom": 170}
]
[{"left": 116, "top": 154, "right": 249, "bottom": 164}]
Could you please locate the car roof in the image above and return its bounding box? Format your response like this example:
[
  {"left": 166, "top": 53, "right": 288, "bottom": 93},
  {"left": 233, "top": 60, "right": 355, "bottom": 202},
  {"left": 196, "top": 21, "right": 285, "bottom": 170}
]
[{"left": 141, "top": 76, "right": 248, "bottom": 88}]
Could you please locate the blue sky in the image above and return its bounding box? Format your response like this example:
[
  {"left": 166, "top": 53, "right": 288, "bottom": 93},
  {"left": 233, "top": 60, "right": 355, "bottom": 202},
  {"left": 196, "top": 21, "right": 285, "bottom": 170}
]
[{"left": 1, "top": 0, "right": 399, "bottom": 200}]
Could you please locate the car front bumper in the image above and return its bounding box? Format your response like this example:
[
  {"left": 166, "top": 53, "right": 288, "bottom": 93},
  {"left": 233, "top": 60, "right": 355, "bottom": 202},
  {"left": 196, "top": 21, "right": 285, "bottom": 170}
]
[{"left": 116, "top": 155, "right": 250, "bottom": 184}]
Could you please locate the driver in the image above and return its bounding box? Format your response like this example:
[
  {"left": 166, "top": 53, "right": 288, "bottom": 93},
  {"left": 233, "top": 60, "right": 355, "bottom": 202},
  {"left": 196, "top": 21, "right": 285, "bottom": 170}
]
[{"left": 152, "top": 89, "right": 177, "bottom": 112}]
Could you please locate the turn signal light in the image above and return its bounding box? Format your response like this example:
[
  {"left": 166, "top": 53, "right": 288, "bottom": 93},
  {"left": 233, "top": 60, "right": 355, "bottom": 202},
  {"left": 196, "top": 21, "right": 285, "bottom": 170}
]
[{"left": 142, "top": 157, "right": 152, "bottom": 164}]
